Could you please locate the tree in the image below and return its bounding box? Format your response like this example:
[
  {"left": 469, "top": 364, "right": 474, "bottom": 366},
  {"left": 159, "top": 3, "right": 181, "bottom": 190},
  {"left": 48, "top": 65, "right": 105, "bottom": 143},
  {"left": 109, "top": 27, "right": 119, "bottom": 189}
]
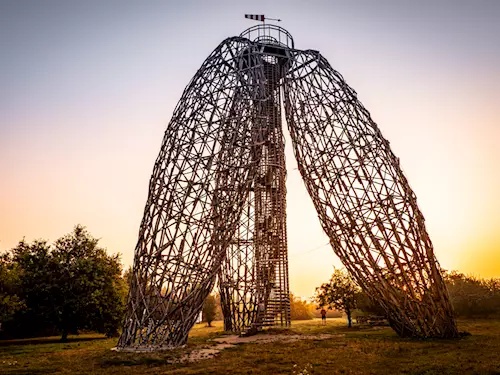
[
  {"left": 12, "top": 225, "right": 126, "bottom": 340},
  {"left": 314, "top": 268, "right": 360, "bottom": 327},
  {"left": 123, "top": 266, "right": 133, "bottom": 289},
  {"left": 0, "top": 253, "right": 25, "bottom": 331},
  {"left": 289, "top": 293, "right": 314, "bottom": 320},
  {"left": 10, "top": 239, "right": 58, "bottom": 338},
  {"left": 202, "top": 294, "right": 217, "bottom": 327},
  {"left": 355, "top": 291, "right": 386, "bottom": 317}
]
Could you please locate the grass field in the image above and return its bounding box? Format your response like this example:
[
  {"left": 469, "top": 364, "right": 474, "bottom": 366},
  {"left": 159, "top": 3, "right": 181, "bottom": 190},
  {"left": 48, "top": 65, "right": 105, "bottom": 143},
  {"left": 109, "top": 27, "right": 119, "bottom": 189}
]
[{"left": 1, "top": 318, "right": 500, "bottom": 374}]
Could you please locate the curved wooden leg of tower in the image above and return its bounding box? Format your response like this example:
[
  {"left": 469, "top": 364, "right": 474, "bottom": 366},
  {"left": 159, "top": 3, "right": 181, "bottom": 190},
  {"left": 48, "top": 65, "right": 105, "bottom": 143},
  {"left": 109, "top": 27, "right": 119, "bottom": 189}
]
[
  {"left": 118, "top": 39, "right": 269, "bottom": 351},
  {"left": 283, "top": 50, "right": 458, "bottom": 338}
]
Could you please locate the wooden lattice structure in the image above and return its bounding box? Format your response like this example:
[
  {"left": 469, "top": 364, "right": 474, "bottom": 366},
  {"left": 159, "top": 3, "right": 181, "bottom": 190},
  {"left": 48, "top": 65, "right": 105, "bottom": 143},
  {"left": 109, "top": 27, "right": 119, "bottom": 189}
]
[{"left": 118, "top": 25, "right": 458, "bottom": 351}]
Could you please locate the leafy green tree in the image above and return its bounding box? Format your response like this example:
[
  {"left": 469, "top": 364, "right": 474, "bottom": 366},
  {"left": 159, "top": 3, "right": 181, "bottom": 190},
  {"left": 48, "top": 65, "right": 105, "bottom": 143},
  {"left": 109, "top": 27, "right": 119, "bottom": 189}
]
[
  {"left": 213, "top": 292, "right": 224, "bottom": 321},
  {"left": 202, "top": 294, "right": 217, "bottom": 327},
  {"left": 10, "top": 239, "right": 58, "bottom": 337},
  {"left": 12, "top": 225, "right": 126, "bottom": 340},
  {"left": 123, "top": 266, "right": 133, "bottom": 289},
  {"left": 0, "top": 253, "right": 25, "bottom": 331},
  {"left": 314, "top": 268, "right": 360, "bottom": 327},
  {"left": 355, "top": 291, "right": 386, "bottom": 316}
]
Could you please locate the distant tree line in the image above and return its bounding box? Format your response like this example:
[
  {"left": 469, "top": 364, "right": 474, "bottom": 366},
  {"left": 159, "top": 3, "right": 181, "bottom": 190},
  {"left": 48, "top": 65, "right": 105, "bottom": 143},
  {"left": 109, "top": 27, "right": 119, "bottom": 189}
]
[
  {"left": 289, "top": 293, "right": 315, "bottom": 320},
  {"left": 289, "top": 293, "right": 343, "bottom": 320},
  {"left": 199, "top": 293, "right": 329, "bottom": 324},
  {"left": 443, "top": 270, "right": 500, "bottom": 318},
  {"left": 0, "top": 225, "right": 127, "bottom": 341},
  {"left": 314, "top": 267, "right": 500, "bottom": 327},
  {"left": 3, "top": 229, "right": 498, "bottom": 340}
]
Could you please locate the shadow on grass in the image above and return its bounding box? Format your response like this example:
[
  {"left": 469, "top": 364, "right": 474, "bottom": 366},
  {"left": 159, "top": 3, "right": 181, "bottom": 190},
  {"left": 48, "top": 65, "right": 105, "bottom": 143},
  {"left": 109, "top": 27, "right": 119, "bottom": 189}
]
[
  {"left": 0, "top": 336, "right": 109, "bottom": 347},
  {"left": 257, "top": 328, "right": 294, "bottom": 335},
  {"left": 344, "top": 326, "right": 472, "bottom": 346},
  {"left": 99, "top": 356, "right": 173, "bottom": 368},
  {"left": 0, "top": 369, "right": 57, "bottom": 375},
  {"left": 99, "top": 350, "right": 180, "bottom": 368}
]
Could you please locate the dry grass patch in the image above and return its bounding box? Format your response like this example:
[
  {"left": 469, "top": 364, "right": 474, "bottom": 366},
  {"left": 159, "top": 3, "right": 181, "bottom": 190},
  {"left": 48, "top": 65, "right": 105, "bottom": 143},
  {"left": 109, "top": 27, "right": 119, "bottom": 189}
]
[{"left": 0, "top": 319, "right": 499, "bottom": 374}]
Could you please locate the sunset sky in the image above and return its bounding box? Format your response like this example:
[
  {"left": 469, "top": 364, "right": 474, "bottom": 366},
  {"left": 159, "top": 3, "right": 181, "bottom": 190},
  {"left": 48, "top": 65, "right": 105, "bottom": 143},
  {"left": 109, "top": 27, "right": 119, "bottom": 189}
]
[{"left": 1, "top": 0, "right": 499, "bottom": 298}]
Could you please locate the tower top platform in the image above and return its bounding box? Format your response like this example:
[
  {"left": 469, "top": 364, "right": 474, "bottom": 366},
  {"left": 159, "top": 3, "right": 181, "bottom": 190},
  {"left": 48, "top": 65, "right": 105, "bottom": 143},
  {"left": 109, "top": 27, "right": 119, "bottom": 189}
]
[{"left": 240, "top": 25, "right": 294, "bottom": 49}]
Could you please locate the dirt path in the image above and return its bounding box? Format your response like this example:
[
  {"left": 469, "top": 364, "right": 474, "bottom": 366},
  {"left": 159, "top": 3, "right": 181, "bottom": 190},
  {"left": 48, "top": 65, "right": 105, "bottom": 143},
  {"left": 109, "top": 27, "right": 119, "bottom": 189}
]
[{"left": 180, "top": 333, "right": 345, "bottom": 363}]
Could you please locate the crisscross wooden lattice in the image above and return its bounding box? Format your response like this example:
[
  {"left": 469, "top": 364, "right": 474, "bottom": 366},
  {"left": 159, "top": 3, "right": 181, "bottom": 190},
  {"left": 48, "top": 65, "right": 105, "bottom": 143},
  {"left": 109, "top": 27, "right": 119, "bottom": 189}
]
[
  {"left": 283, "top": 50, "right": 457, "bottom": 338},
  {"left": 118, "top": 26, "right": 457, "bottom": 351}
]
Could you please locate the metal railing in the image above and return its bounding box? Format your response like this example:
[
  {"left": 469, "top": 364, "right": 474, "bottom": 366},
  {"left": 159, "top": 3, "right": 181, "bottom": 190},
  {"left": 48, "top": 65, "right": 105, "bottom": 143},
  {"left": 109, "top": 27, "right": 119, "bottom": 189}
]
[{"left": 240, "top": 24, "right": 294, "bottom": 49}]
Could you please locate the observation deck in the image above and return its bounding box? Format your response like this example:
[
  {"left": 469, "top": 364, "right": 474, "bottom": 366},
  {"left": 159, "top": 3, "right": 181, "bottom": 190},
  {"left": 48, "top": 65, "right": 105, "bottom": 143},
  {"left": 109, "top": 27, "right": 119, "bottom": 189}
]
[{"left": 240, "top": 25, "right": 294, "bottom": 59}]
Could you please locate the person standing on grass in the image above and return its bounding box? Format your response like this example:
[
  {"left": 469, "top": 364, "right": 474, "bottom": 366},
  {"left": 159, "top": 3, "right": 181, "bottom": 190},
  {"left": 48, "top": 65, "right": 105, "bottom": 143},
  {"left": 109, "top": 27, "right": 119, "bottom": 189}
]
[{"left": 320, "top": 307, "right": 327, "bottom": 325}]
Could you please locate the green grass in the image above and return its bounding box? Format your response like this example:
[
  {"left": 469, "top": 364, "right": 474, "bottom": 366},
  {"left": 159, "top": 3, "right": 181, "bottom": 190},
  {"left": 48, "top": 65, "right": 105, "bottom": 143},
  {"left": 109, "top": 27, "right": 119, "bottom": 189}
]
[{"left": 1, "top": 319, "right": 500, "bottom": 374}]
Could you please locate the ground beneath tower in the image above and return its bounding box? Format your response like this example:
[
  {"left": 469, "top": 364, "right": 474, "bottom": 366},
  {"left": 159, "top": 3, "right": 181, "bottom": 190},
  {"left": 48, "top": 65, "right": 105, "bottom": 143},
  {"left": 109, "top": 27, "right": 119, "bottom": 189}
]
[
  {"left": 181, "top": 331, "right": 345, "bottom": 363},
  {"left": 1, "top": 318, "right": 499, "bottom": 374}
]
